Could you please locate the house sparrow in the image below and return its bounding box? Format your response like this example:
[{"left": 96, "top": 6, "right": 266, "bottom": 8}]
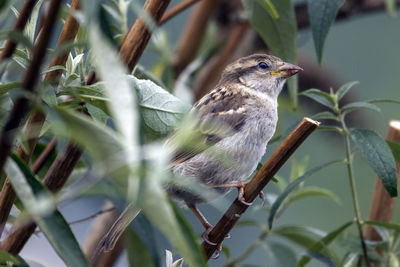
[{"left": 100, "top": 54, "right": 302, "bottom": 253}]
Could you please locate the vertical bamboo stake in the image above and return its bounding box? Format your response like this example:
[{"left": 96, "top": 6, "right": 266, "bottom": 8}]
[{"left": 365, "top": 120, "right": 400, "bottom": 241}]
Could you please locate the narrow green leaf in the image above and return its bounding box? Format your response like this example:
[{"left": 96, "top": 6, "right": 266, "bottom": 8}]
[
  {"left": 274, "top": 225, "right": 325, "bottom": 248},
  {"left": 0, "top": 81, "right": 20, "bottom": 95},
  {"left": 0, "top": 250, "right": 28, "bottom": 266},
  {"left": 311, "top": 111, "right": 338, "bottom": 121},
  {"left": 268, "top": 159, "right": 344, "bottom": 228},
  {"left": 262, "top": 241, "right": 297, "bottom": 267},
  {"left": 387, "top": 140, "right": 400, "bottom": 163},
  {"left": 258, "top": 0, "right": 279, "bottom": 19},
  {"left": 6, "top": 30, "right": 34, "bottom": 50},
  {"left": 316, "top": 125, "right": 344, "bottom": 134},
  {"left": 336, "top": 81, "right": 359, "bottom": 101},
  {"left": 89, "top": 24, "right": 138, "bottom": 149},
  {"left": 341, "top": 101, "right": 381, "bottom": 114},
  {"left": 48, "top": 107, "right": 125, "bottom": 163},
  {"left": 41, "top": 65, "right": 66, "bottom": 75},
  {"left": 364, "top": 220, "right": 400, "bottom": 232},
  {"left": 5, "top": 155, "right": 88, "bottom": 267},
  {"left": 298, "top": 221, "right": 354, "bottom": 267},
  {"left": 125, "top": 228, "right": 156, "bottom": 267},
  {"left": 242, "top": 0, "right": 298, "bottom": 107},
  {"left": 307, "top": 0, "right": 345, "bottom": 63},
  {"left": 350, "top": 128, "right": 397, "bottom": 197},
  {"left": 368, "top": 98, "right": 400, "bottom": 105},
  {"left": 300, "top": 89, "right": 335, "bottom": 110},
  {"left": 286, "top": 186, "right": 341, "bottom": 206}
]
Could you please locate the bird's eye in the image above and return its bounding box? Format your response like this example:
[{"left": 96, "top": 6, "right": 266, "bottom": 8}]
[{"left": 258, "top": 62, "right": 269, "bottom": 69}]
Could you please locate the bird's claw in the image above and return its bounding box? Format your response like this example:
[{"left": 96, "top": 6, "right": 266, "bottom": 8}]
[
  {"left": 259, "top": 191, "right": 265, "bottom": 206},
  {"left": 202, "top": 226, "right": 229, "bottom": 259}
]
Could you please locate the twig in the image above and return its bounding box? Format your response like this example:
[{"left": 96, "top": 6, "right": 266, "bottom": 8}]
[
  {"left": 159, "top": 0, "right": 202, "bottom": 25},
  {"left": 0, "top": 0, "right": 81, "bottom": 237},
  {"left": 201, "top": 117, "right": 320, "bottom": 259},
  {"left": 365, "top": 120, "right": 400, "bottom": 241},
  {"left": 119, "top": 0, "right": 171, "bottom": 72},
  {"left": 0, "top": 0, "right": 38, "bottom": 62},
  {"left": 172, "top": 0, "right": 219, "bottom": 77},
  {"left": 33, "top": 207, "right": 116, "bottom": 234}
]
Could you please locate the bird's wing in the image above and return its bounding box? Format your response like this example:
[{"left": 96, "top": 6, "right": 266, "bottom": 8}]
[{"left": 169, "top": 88, "right": 247, "bottom": 167}]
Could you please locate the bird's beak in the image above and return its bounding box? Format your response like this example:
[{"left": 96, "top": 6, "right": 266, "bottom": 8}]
[{"left": 271, "top": 62, "right": 303, "bottom": 78}]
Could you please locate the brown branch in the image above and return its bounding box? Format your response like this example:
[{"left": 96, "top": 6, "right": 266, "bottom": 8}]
[
  {"left": 159, "top": 0, "right": 202, "bottom": 25},
  {"left": 201, "top": 117, "right": 320, "bottom": 259},
  {"left": 119, "top": 0, "right": 171, "bottom": 72},
  {"left": 0, "top": 0, "right": 38, "bottom": 62},
  {"left": 172, "top": 0, "right": 219, "bottom": 77},
  {"left": 365, "top": 120, "right": 400, "bottom": 241},
  {"left": 0, "top": 0, "right": 81, "bottom": 237},
  {"left": 193, "top": 22, "right": 249, "bottom": 100}
]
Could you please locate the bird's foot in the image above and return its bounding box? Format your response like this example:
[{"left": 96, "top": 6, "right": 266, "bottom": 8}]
[{"left": 201, "top": 226, "right": 227, "bottom": 259}]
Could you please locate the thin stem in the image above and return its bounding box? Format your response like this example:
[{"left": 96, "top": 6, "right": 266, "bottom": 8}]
[{"left": 340, "top": 116, "right": 371, "bottom": 266}]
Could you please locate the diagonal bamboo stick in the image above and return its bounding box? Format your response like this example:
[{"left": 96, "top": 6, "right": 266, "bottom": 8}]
[{"left": 201, "top": 118, "right": 320, "bottom": 259}]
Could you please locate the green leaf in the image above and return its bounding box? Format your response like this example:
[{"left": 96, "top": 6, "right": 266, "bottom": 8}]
[
  {"left": 336, "top": 81, "right": 359, "bottom": 102},
  {"left": 268, "top": 159, "right": 344, "bottom": 228},
  {"left": 300, "top": 89, "right": 335, "bottom": 110},
  {"left": 0, "top": 81, "right": 20, "bottom": 95},
  {"left": 341, "top": 101, "right": 381, "bottom": 114},
  {"left": 286, "top": 186, "right": 341, "bottom": 206},
  {"left": 129, "top": 76, "right": 191, "bottom": 135},
  {"left": 298, "top": 221, "right": 354, "bottom": 267},
  {"left": 141, "top": 153, "right": 206, "bottom": 267},
  {"left": 311, "top": 111, "right": 338, "bottom": 121},
  {"left": 261, "top": 241, "right": 297, "bottom": 267},
  {"left": 0, "top": 250, "right": 28, "bottom": 266},
  {"left": 274, "top": 225, "right": 326, "bottom": 248},
  {"left": 364, "top": 220, "right": 400, "bottom": 232},
  {"left": 336, "top": 81, "right": 359, "bottom": 101},
  {"left": 350, "top": 128, "right": 398, "bottom": 197},
  {"left": 258, "top": 0, "right": 279, "bottom": 19},
  {"left": 125, "top": 228, "right": 156, "bottom": 267},
  {"left": 48, "top": 107, "right": 124, "bottom": 163},
  {"left": 5, "top": 155, "right": 88, "bottom": 267},
  {"left": 368, "top": 98, "right": 400, "bottom": 105},
  {"left": 242, "top": 0, "right": 298, "bottom": 107},
  {"left": 89, "top": 23, "right": 138, "bottom": 149},
  {"left": 307, "top": 0, "right": 345, "bottom": 63},
  {"left": 387, "top": 140, "right": 400, "bottom": 163}
]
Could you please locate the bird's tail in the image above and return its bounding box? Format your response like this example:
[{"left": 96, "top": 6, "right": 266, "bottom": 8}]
[{"left": 94, "top": 203, "right": 141, "bottom": 256}]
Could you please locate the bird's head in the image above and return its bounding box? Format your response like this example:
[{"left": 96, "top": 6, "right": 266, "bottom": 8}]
[{"left": 221, "top": 54, "right": 303, "bottom": 97}]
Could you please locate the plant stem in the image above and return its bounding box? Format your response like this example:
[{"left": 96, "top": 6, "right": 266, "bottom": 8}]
[{"left": 340, "top": 116, "right": 371, "bottom": 266}]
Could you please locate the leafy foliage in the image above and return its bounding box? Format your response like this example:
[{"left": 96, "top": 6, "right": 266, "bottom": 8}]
[{"left": 307, "top": 0, "right": 345, "bottom": 63}]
